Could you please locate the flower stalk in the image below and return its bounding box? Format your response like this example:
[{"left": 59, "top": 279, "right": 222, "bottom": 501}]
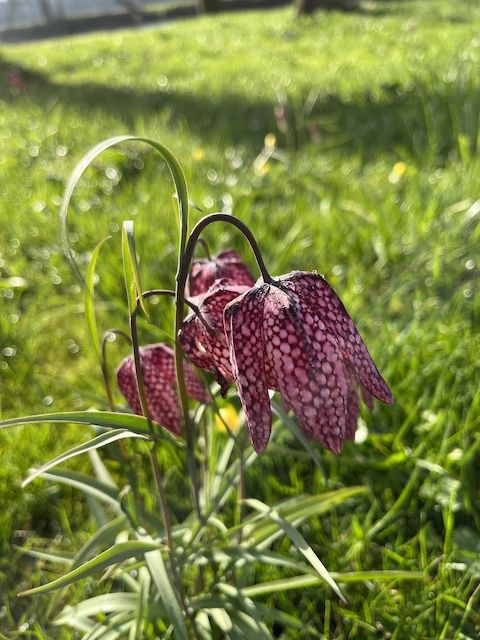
[{"left": 174, "top": 213, "right": 273, "bottom": 521}]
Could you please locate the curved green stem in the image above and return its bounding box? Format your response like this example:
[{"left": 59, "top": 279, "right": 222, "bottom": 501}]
[
  {"left": 174, "top": 213, "right": 272, "bottom": 522},
  {"left": 183, "top": 213, "right": 273, "bottom": 288}
]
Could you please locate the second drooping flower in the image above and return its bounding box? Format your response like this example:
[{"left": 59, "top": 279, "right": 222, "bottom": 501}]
[{"left": 117, "top": 343, "right": 210, "bottom": 435}]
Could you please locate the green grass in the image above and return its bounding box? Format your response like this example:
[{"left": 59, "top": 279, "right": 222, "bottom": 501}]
[{"left": 1, "top": 0, "right": 479, "bottom": 636}]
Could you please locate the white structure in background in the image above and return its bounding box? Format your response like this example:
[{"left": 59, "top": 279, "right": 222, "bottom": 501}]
[{"left": 0, "top": 0, "right": 145, "bottom": 30}]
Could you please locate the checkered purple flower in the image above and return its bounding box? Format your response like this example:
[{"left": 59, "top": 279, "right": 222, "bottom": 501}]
[{"left": 224, "top": 271, "right": 393, "bottom": 453}]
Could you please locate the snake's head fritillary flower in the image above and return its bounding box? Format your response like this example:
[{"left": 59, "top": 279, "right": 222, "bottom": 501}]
[
  {"left": 189, "top": 250, "right": 255, "bottom": 296},
  {"left": 179, "top": 280, "right": 248, "bottom": 394},
  {"left": 116, "top": 343, "right": 210, "bottom": 435},
  {"left": 224, "top": 271, "right": 393, "bottom": 454}
]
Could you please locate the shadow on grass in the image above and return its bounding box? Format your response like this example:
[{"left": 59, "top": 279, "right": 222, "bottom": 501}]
[
  {"left": 0, "top": 0, "right": 464, "bottom": 44},
  {"left": 1, "top": 55, "right": 479, "bottom": 161}
]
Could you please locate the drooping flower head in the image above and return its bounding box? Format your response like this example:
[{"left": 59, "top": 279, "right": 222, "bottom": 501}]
[
  {"left": 179, "top": 280, "right": 247, "bottom": 394},
  {"left": 116, "top": 343, "right": 210, "bottom": 435},
  {"left": 224, "top": 271, "right": 393, "bottom": 454},
  {"left": 189, "top": 250, "right": 255, "bottom": 296}
]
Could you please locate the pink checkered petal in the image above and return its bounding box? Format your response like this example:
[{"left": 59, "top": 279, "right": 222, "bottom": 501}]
[
  {"left": 361, "top": 386, "right": 374, "bottom": 410},
  {"left": 225, "top": 288, "right": 272, "bottom": 453},
  {"left": 178, "top": 315, "right": 215, "bottom": 372},
  {"left": 345, "top": 366, "right": 360, "bottom": 441},
  {"left": 184, "top": 364, "right": 211, "bottom": 404},
  {"left": 281, "top": 272, "right": 393, "bottom": 405},
  {"left": 116, "top": 343, "right": 209, "bottom": 435},
  {"left": 189, "top": 250, "right": 255, "bottom": 296},
  {"left": 180, "top": 281, "right": 248, "bottom": 387},
  {"left": 262, "top": 287, "right": 347, "bottom": 453}
]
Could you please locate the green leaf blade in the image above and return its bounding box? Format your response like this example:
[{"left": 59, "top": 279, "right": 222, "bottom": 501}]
[{"left": 18, "top": 541, "right": 161, "bottom": 597}]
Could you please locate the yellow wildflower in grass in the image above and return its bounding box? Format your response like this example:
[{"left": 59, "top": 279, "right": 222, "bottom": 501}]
[
  {"left": 192, "top": 147, "right": 205, "bottom": 162},
  {"left": 389, "top": 161, "right": 407, "bottom": 184},
  {"left": 264, "top": 133, "right": 277, "bottom": 151},
  {"left": 215, "top": 404, "right": 241, "bottom": 434}
]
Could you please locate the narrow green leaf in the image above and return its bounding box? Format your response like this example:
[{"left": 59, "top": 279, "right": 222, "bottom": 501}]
[
  {"left": 85, "top": 236, "right": 111, "bottom": 360},
  {"left": 0, "top": 410, "right": 184, "bottom": 445},
  {"left": 245, "top": 498, "right": 346, "bottom": 603},
  {"left": 185, "top": 547, "right": 309, "bottom": 575},
  {"left": 240, "top": 487, "right": 367, "bottom": 547},
  {"left": 60, "top": 136, "right": 189, "bottom": 281},
  {"left": 216, "top": 584, "right": 272, "bottom": 640},
  {"left": 122, "top": 220, "right": 149, "bottom": 318},
  {"left": 271, "top": 400, "right": 325, "bottom": 476},
  {"left": 23, "top": 430, "right": 148, "bottom": 488},
  {"left": 13, "top": 546, "right": 73, "bottom": 566},
  {"left": 229, "top": 610, "right": 273, "bottom": 640},
  {"left": 71, "top": 515, "right": 127, "bottom": 570},
  {"left": 54, "top": 593, "right": 138, "bottom": 625},
  {"left": 205, "top": 608, "right": 232, "bottom": 632},
  {"left": 89, "top": 448, "right": 118, "bottom": 488},
  {"left": 139, "top": 533, "right": 189, "bottom": 640},
  {"left": 18, "top": 541, "right": 160, "bottom": 596},
  {"left": 83, "top": 611, "right": 134, "bottom": 640},
  {"left": 242, "top": 571, "right": 426, "bottom": 598},
  {"left": 37, "top": 468, "right": 121, "bottom": 507},
  {"left": 133, "top": 567, "right": 150, "bottom": 640},
  {"left": 195, "top": 611, "right": 213, "bottom": 640}
]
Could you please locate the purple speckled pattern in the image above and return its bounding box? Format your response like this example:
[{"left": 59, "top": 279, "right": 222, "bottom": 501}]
[
  {"left": 224, "top": 272, "right": 393, "bottom": 454},
  {"left": 116, "top": 343, "right": 210, "bottom": 435},
  {"left": 188, "top": 250, "right": 255, "bottom": 296},
  {"left": 179, "top": 280, "right": 248, "bottom": 394}
]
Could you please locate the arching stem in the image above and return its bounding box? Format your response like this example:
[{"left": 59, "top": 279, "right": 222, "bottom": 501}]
[{"left": 174, "top": 213, "right": 272, "bottom": 524}]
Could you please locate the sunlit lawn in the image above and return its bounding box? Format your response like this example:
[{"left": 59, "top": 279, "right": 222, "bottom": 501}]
[{"left": 0, "top": 0, "right": 479, "bottom": 636}]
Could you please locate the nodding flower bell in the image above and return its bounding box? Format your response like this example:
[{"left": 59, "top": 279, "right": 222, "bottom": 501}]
[
  {"left": 224, "top": 271, "right": 393, "bottom": 454},
  {"left": 116, "top": 343, "right": 210, "bottom": 435},
  {"left": 179, "top": 280, "right": 248, "bottom": 394},
  {"left": 189, "top": 249, "right": 255, "bottom": 296}
]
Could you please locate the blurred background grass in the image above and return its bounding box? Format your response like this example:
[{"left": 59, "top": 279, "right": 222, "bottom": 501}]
[{"left": 0, "top": 0, "right": 479, "bottom": 636}]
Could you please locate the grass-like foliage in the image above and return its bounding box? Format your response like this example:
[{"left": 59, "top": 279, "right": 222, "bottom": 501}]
[{"left": 0, "top": 0, "right": 479, "bottom": 637}]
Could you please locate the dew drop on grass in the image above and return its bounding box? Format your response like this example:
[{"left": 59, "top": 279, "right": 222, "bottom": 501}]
[
  {"left": 203, "top": 196, "right": 214, "bottom": 209},
  {"left": 43, "top": 396, "right": 53, "bottom": 406},
  {"left": 67, "top": 339, "right": 79, "bottom": 354},
  {"left": 55, "top": 145, "right": 68, "bottom": 157},
  {"left": 207, "top": 169, "right": 218, "bottom": 183},
  {"left": 2, "top": 347, "right": 16, "bottom": 357}
]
